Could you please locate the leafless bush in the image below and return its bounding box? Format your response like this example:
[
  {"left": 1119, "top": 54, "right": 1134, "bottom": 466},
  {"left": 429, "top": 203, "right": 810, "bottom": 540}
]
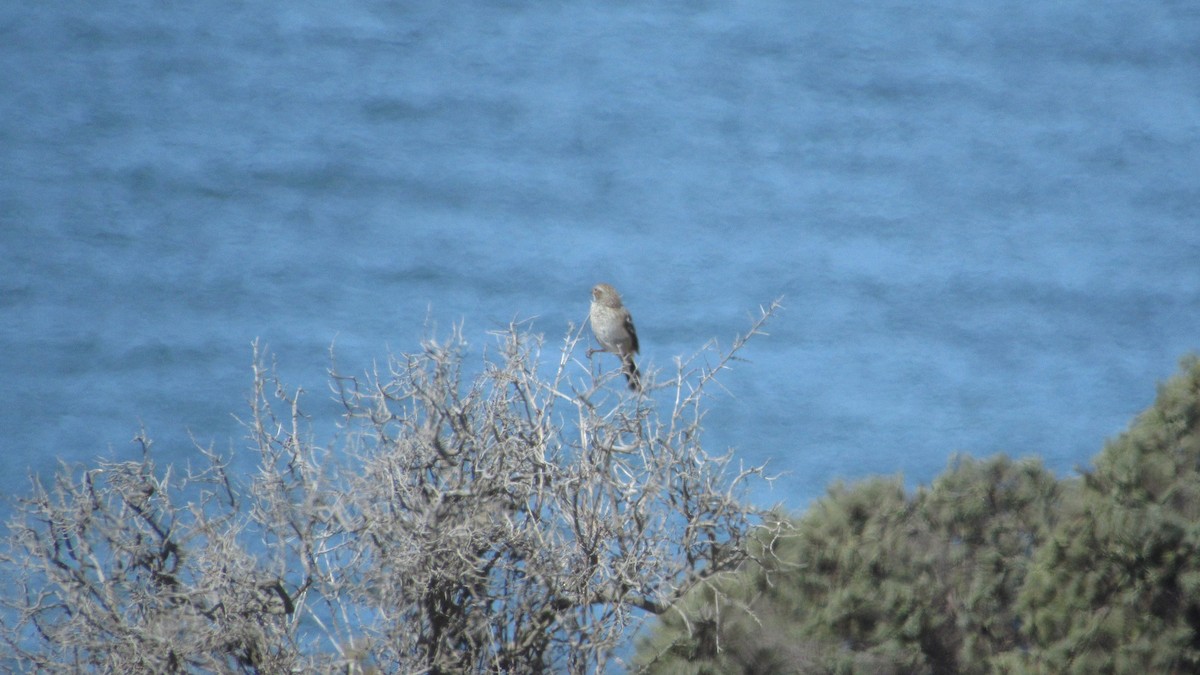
[{"left": 2, "top": 303, "right": 783, "bottom": 674}]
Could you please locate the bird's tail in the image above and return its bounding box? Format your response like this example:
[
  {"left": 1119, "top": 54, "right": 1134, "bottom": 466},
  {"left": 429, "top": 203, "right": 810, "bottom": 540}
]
[{"left": 623, "top": 357, "right": 641, "bottom": 391}]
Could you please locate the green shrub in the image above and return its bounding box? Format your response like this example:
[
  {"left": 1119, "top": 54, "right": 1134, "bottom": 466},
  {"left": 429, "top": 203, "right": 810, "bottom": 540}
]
[
  {"left": 639, "top": 356, "right": 1200, "bottom": 674},
  {"left": 637, "top": 455, "right": 1063, "bottom": 674},
  {"left": 1016, "top": 356, "right": 1200, "bottom": 674}
]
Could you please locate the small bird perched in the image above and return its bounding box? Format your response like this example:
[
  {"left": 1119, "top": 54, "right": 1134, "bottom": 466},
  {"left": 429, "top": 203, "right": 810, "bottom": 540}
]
[{"left": 588, "top": 282, "right": 641, "bottom": 390}]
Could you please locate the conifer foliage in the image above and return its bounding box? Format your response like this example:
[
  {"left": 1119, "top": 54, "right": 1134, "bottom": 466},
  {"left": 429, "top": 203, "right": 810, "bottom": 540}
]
[
  {"left": 638, "top": 357, "right": 1200, "bottom": 674},
  {"left": 1016, "top": 355, "right": 1200, "bottom": 673}
]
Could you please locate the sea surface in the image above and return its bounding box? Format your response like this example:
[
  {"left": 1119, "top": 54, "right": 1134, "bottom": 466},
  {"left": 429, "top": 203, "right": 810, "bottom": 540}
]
[{"left": 2, "top": 1, "right": 1198, "bottom": 523}]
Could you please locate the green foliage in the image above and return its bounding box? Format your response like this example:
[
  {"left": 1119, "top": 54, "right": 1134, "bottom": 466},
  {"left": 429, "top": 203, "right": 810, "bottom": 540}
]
[
  {"left": 1016, "top": 356, "right": 1200, "bottom": 674},
  {"left": 638, "top": 356, "right": 1200, "bottom": 674},
  {"left": 637, "top": 456, "right": 1064, "bottom": 674}
]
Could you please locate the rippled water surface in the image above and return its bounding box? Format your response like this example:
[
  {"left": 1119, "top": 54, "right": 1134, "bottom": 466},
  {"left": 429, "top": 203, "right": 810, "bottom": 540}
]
[{"left": 2, "top": 1, "right": 1198, "bottom": 513}]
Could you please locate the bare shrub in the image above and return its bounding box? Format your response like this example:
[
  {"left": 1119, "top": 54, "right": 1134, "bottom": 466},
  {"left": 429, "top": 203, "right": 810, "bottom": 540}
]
[{"left": 2, "top": 304, "right": 783, "bottom": 674}]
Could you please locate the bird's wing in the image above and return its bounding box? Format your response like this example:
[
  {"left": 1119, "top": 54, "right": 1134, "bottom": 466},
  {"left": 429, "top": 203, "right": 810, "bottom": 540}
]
[{"left": 624, "top": 311, "right": 639, "bottom": 354}]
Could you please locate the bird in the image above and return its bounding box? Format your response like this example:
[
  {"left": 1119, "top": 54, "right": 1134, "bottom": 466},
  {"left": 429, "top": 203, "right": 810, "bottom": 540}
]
[{"left": 588, "top": 282, "right": 641, "bottom": 390}]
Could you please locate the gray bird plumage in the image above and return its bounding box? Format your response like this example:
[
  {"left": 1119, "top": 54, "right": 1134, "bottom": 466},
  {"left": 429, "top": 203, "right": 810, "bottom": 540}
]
[{"left": 588, "top": 283, "right": 641, "bottom": 390}]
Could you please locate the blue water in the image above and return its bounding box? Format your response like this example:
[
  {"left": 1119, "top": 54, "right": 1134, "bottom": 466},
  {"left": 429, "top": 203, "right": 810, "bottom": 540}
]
[{"left": 2, "top": 1, "right": 1199, "bottom": 520}]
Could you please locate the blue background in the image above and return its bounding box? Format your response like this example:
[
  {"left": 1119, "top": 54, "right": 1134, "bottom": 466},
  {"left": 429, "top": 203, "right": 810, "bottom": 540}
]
[{"left": 2, "top": 1, "right": 1198, "bottom": 515}]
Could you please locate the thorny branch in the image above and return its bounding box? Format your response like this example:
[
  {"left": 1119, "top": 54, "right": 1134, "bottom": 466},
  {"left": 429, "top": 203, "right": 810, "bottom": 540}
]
[{"left": 2, "top": 301, "right": 785, "bottom": 674}]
